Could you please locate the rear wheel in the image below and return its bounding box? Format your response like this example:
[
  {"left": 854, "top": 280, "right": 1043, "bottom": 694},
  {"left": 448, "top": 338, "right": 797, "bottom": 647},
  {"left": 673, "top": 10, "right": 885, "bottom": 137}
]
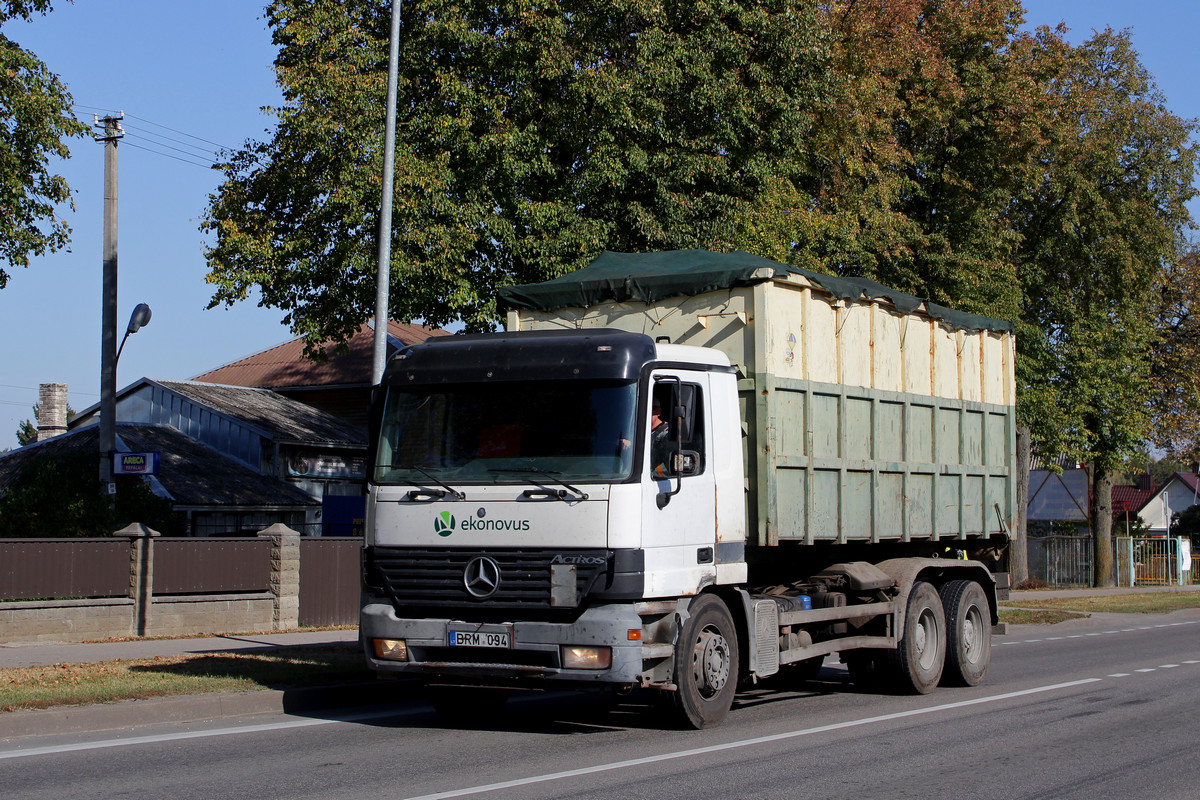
[
  {"left": 939, "top": 580, "right": 991, "bottom": 686},
  {"left": 669, "top": 594, "right": 740, "bottom": 729},
  {"left": 886, "top": 581, "right": 946, "bottom": 694}
]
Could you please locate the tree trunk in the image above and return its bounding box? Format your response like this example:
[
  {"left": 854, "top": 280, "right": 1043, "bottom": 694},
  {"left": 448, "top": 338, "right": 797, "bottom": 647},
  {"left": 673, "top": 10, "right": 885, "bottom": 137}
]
[
  {"left": 1091, "top": 465, "right": 1115, "bottom": 587},
  {"left": 1010, "top": 424, "right": 1031, "bottom": 585}
]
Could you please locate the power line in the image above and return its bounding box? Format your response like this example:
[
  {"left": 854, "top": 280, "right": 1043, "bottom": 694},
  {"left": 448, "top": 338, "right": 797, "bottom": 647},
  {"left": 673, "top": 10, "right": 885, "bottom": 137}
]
[
  {"left": 120, "top": 139, "right": 215, "bottom": 170},
  {"left": 122, "top": 130, "right": 217, "bottom": 164},
  {"left": 124, "top": 112, "right": 234, "bottom": 151},
  {"left": 122, "top": 122, "right": 219, "bottom": 159}
]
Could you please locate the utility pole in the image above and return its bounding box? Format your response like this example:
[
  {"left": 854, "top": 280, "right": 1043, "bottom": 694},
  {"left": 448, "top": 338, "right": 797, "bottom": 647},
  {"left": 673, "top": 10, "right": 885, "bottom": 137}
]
[{"left": 96, "top": 113, "right": 124, "bottom": 510}]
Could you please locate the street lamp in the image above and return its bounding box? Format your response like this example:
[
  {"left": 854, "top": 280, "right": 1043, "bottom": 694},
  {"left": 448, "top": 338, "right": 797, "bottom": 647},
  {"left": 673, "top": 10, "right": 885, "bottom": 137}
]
[{"left": 116, "top": 302, "right": 152, "bottom": 365}]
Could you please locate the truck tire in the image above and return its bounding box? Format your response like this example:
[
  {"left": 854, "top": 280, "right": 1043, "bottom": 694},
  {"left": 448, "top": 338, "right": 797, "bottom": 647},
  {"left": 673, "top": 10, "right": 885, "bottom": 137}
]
[
  {"left": 886, "top": 581, "right": 945, "bottom": 694},
  {"left": 939, "top": 579, "right": 991, "bottom": 687},
  {"left": 669, "top": 594, "right": 740, "bottom": 729}
]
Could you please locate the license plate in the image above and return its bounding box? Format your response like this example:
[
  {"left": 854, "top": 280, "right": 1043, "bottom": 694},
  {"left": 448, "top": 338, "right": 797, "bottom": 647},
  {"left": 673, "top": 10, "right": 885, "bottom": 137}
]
[{"left": 448, "top": 627, "right": 511, "bottom": 648}]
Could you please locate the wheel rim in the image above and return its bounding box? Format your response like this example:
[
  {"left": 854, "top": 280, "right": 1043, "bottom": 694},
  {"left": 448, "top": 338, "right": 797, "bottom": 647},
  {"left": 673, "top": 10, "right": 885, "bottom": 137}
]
[
  {"left": 915, "top": 608, "right": 939, "bottom": 671},
  {"left": 691, "top": 625, "right": 731, "bottom": 699},
  {"left": 962, "top": 604, "right": 985, "bottom": 664}
]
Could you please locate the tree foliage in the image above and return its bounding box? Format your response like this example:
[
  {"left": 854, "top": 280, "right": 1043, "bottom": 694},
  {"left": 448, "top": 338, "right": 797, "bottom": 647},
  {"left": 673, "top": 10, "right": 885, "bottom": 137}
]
[
  {"left": 0, "top": 0, "right": 89, "bottom": 288},
  {"left": 1151, "top": 245, "right": 1200, "bottom": 461},
  {"left": 204, "top": 0, "right": 847, "bottom": 341}
]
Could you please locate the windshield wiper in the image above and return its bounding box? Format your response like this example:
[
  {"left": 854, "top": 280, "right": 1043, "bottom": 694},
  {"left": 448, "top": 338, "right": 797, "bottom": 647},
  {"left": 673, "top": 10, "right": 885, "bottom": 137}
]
[
  {"left": 394, "top": 465, "right": 465, "bottom": 500},
  {"left": 488, "top": 466, "right": 589, "bottom": 501}
]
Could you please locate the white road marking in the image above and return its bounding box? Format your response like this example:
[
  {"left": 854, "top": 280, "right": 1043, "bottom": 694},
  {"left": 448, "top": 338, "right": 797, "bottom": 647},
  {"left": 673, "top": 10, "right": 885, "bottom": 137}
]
[
  {"left": 0, "top": 707, "right": 421, "bottom": 761},
  {"left": 396, "top": 680, "right": 1102, "bottom": 800}
]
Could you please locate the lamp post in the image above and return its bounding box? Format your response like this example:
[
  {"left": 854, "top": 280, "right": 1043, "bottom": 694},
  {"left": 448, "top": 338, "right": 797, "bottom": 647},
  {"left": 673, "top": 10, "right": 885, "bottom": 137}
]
[{"left": 99, "top": 302, "right": 152, "bottom": 507}]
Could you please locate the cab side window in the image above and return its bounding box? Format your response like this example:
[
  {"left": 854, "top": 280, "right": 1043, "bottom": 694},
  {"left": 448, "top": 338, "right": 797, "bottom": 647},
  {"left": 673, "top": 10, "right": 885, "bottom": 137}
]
[{"left": 651, "top": 382, "right": 705, "bottom": 477}]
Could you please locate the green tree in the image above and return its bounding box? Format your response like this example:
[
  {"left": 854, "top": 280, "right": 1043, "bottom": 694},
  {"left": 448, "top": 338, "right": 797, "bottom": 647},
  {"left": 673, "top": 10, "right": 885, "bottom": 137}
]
[
  {"left": 203, "top": 0, "right": 835, "bottom": 343},
  {"left": 0, "top": 451, "right": 177, "bottom": 537},
  {"left": 0, "top": 1, "right": 89, "bottom": 288},
  {"left": 1013, "top": 27, "right": 1197, "bottom": 585}
]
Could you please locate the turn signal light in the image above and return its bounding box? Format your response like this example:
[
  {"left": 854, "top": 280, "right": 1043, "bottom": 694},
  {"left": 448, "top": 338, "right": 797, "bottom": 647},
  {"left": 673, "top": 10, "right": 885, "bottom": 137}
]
[{"left": 373, "top": 638, "right": 408, "bottom": 661}]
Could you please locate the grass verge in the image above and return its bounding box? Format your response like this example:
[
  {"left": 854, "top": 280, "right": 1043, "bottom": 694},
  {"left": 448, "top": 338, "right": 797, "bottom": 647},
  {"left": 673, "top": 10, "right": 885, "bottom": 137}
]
[
  {"left": 0, "top": 645, "right": 372, "bottom": 714},
  {"left": 998, "top": 608, "right": 1089, "bottom": 625},
  {"left": 1001, "top": 592, "right": 1200, "bottom": 615}
]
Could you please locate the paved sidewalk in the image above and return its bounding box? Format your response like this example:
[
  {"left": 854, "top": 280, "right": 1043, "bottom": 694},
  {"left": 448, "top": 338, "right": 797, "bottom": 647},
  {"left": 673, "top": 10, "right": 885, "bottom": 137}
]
[
  {"left": 1009, "top": 583, "right": 1200, "bottom": 602},
  {"left": 0, "top": 629, "right": 360, "bottom": 670}
]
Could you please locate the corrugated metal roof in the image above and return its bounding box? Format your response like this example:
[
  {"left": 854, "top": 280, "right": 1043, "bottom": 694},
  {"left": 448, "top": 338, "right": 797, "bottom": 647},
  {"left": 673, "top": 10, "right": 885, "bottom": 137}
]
[
  {"left": 192, "top": 321, "right": 450, "bottom": 389},
  {"left": 154, "top": 380, "right": 368, "bottom": 447},
  {"left": 0, "top": 424, "right": 318, "bottom": 508}
]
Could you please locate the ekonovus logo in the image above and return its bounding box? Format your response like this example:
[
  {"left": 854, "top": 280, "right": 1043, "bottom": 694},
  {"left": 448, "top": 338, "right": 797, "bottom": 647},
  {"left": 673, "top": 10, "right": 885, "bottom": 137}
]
[{"left": 434, "top": 511, "right": 456, "bottom": 537}]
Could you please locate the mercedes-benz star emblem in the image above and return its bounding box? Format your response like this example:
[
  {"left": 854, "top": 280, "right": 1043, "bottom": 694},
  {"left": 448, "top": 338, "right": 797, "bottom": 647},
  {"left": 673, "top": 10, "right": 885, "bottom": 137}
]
[{"left": 463, "top": 556, "right": 501, "bottom": 599}]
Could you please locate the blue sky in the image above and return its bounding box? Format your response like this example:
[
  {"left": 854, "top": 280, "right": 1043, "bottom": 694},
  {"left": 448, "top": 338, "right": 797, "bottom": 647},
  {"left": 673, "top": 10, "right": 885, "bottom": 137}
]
[{"left": 1, "top": 1, "right": 1198, "bottom": 450}]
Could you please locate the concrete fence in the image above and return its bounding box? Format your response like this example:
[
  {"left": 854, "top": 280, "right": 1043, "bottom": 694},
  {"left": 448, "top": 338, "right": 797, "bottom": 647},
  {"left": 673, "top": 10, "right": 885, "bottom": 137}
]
[{"left": 0, "top": 525, "right": 362, "bottom": 644}]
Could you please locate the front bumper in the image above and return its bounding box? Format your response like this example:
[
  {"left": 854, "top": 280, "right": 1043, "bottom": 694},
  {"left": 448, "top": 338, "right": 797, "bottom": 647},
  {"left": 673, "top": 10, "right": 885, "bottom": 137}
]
[{"left": 361, "top": 600, "right": 650, "bottom": 686}]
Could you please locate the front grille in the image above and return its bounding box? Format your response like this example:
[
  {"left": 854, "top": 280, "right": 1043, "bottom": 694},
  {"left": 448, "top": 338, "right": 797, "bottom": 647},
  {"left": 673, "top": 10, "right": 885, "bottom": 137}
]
[{"left": 365, "top": 547, "right": 610, "bottom": 614}]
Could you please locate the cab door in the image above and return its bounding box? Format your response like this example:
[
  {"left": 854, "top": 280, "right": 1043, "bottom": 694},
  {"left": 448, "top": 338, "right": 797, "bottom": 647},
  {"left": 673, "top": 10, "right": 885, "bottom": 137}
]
[{"left": 640, "top": 371, "right": 717, "bottom": 597}]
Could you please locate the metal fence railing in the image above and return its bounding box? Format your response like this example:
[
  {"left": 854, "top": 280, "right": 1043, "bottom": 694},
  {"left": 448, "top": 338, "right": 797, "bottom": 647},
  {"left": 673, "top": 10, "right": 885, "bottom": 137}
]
[
  {"left": 1116, "top": 537, "right": 1193, "bottom": 587},
  {"left": 1027, "top": 535, "right": 1094, "bottom": 588}
]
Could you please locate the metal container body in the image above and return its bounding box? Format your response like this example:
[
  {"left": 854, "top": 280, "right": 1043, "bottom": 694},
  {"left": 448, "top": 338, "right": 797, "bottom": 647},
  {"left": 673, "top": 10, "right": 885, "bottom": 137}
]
[{"left": 508, "top": 272, "right": 1017, "bottom": 546}]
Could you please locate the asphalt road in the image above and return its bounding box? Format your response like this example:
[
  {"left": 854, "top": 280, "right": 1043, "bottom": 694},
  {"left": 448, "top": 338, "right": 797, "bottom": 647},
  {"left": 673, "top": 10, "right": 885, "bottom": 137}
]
[{"left": 3, "top": 611, "right": 1199, "bottom": 800}]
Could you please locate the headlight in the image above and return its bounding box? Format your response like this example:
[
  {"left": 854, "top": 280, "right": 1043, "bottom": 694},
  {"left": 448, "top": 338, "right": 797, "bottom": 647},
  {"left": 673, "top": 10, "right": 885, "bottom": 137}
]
[
  {"left": 561, "top": 646, "right": 611, "bottom": 670},
  {"left": 373, "top": 638, "right": 408, "bottom": 661}
]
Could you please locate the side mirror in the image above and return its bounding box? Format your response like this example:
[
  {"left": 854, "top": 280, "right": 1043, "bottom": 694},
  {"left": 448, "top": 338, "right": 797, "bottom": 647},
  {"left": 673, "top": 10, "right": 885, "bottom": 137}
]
[
  {"left": 656, "top": 449, "right": 700, "bottom": 508},
  {"left": 673, "top": 450, "right": 700, "bottom": 476}
]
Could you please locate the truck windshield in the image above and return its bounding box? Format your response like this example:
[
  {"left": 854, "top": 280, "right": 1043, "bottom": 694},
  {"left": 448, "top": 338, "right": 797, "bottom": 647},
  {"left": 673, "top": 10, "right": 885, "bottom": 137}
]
[{"left": 374, "top": 380, "right": 639, "bottom": 484}]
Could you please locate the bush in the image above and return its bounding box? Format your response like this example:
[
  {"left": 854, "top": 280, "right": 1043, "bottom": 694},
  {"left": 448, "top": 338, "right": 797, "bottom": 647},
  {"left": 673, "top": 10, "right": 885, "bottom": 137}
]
[
  {"left": 1013, "top": 577, "right": 1050, "bottom": 591},
  {"left": 0, "top": 451, "right": 179, "bottom": 537}
]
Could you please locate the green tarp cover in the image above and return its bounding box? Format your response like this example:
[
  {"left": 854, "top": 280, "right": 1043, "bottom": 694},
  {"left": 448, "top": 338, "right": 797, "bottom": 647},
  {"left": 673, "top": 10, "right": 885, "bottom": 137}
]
[{"left": 499, "top": 249, "right": 1012, "bottom": 333}]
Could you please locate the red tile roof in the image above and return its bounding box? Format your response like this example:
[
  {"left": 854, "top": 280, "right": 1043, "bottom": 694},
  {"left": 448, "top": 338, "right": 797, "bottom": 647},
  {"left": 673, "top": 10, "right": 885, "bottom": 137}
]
[
  {"left": 192, "top": 321, "right": 450, "bottom": 389},
  {"left": 1111, "top": 484, "right": 1155, "bottom": 515}
]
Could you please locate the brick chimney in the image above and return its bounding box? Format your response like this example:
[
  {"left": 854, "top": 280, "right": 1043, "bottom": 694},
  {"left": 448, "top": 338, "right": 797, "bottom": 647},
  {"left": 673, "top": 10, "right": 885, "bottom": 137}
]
[{"left": 36, "top": 382, "right": 68, "bottom": 441}]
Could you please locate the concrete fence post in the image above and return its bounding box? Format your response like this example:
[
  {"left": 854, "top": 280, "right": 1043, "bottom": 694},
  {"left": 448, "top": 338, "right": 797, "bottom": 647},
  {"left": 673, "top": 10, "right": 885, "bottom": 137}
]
[
  {"left": 258, "top": 523, "right": 301, "bottom": 630},
  {"left": 112, "top": 522, "right": 160, "bottom": 636}
]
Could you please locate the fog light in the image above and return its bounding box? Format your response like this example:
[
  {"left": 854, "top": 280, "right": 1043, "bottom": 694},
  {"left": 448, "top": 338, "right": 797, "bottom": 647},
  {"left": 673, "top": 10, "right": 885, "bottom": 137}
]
[
  {"left": 373, "top": 638, "right": 408, "bottom": 661},
  {"left": 562, "top": 645, "right": 612, "bottom": 670}
]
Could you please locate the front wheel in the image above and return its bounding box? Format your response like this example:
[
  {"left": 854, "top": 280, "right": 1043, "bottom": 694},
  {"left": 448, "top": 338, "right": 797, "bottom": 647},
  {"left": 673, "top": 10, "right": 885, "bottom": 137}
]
[
  {"left": 939, "top": 580, "right": 991, "bottom": 686},
  {"left": 886, "top": 581, "right": 946, "bottom": 694},
  {"left": 668, "top": 594, "right": 740, "bottom": 729}
]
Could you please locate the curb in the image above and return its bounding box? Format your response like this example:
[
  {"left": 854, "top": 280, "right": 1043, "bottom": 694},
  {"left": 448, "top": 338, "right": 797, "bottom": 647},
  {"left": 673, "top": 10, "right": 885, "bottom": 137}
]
[{"left": 1, "top": 680, "right": 417, "bottom": 741}]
